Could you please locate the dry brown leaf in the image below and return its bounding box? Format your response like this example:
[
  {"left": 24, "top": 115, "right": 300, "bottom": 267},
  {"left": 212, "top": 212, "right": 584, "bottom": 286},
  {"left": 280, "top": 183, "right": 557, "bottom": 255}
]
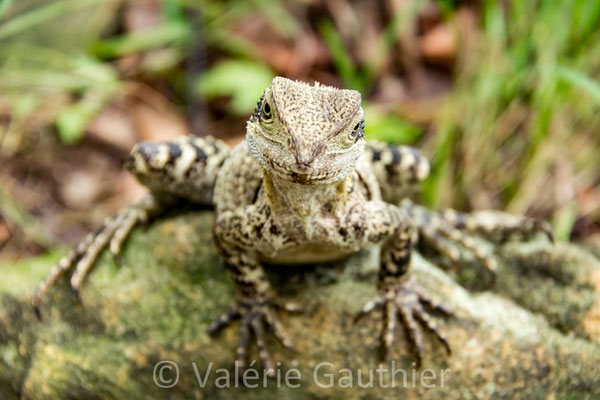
[
  {"left": 131, "top": 101, "right": 188, "bottom": 142},
  {"left": 370, "top": 75, "right": 407, "bottom": 104},
  {"left": 60, "top": 170, "right": 105, "bottom": 209},
  {"left": 0, "top": 220, "right": 11, "bottom": 248},
  {"left": 420, "top": 23, "right": 456, "bottom": 65},
  {"left": 125, "top": 0, "right": 162, "bottom": 32},
  {"left": 232, "top": 13, "right": 321, "bottom": 77},
  {"left": 87, "top": 104, "right": 138, "bottom": 152}
]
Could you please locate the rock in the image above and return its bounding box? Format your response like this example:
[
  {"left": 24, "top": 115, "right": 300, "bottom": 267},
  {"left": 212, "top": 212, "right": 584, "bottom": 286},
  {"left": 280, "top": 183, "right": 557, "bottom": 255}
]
[{"left": 1, "top": 210, "right": 600, "bottom": 399}]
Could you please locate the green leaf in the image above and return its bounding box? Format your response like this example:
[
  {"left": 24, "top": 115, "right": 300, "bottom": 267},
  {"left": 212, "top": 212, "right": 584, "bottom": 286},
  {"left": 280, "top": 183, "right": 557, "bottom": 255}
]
[
  {"left": 195, "top": 60, "right": 274, "bottom": 115},
  {"left": 317, "top": 19, "right": 366, "bottom": 92},
  {"left": 364, "top": 111, "right": 422, "bottom": 145},
  {"left": 55, "top": 92, "right": 106, "bottom": 144},
  {"left": 0, "top": 0, "right": 116, "bottom": 41},
  {"left": 0, "top": 0, "right": 15, "bottom": 19},
  {"left": 551, "top": 65, "right": 600, "bottom": 105},
  {"left": 55, "top": 104, "right": 92, "bottom": 144},
  {"left": 552, "top": 201, "right": 578, "bottom": 242},
  {"left": 92, "top": 22, "right": 189, "bottom": 59}
]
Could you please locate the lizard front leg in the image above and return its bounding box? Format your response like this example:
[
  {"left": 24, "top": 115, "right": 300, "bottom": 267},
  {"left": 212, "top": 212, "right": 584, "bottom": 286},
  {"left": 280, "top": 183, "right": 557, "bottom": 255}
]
[
  {"left": 210, "top": 205, "right": 297, "bottom": 376},
  {"left": 401, "top": 199, "right": 553, "bottom": 276},
  {"left": 365, "top": 141, "right": 552, "bottom": 276},
  {"left": 32, "top": 136, "right": 230, "bottom": 318},
  {"left": 32, "top": 195, "right": 165, "bottom": 318},
  {"left": 353, "top": 201, "right": 452, "bottom": 366}
]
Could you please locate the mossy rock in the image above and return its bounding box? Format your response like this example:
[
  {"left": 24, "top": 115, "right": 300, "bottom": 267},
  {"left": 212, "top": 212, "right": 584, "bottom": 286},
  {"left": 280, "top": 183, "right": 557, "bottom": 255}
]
[{"left": 1, "top": 210, "right": 600, "bottom": 399}]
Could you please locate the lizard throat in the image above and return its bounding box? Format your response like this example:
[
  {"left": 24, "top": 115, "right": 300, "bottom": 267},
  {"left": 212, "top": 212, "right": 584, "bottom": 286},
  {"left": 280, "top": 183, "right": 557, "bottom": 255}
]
[{"left": 263, "top": 171, "right": 352, "bottom": 219}]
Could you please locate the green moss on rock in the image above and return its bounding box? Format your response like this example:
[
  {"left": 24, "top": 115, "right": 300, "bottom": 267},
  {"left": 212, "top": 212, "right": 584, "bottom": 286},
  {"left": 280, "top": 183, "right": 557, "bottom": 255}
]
[{"left": 1, "top": 211, "right": 600, "bottom": 399}]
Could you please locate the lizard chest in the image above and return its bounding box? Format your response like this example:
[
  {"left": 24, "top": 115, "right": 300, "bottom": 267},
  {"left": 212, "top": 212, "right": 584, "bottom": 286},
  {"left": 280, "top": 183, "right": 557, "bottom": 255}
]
[{"left": 256, "top": 213, "right": 365, "bottom": 265}]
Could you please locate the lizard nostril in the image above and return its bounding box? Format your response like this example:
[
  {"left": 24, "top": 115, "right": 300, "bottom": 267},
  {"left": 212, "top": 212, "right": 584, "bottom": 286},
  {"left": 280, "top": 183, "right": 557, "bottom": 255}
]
[{"left": 290, "top": 162, "right": 311, "bottom": 174}]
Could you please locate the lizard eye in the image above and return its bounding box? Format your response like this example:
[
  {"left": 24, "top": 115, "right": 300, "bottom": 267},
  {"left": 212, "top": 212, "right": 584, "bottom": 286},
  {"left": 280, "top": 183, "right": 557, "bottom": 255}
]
[
  {"left": 261, "top": 101, "right": 273, "bottom": 122},
  {"left": 348, "top": 119, "right": 365, "bottom": 143}
]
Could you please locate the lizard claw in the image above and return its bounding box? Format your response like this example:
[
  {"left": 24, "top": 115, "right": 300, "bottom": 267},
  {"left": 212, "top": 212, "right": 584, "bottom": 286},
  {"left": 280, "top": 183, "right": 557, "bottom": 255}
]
[
  {"left": 33, "top": 303, "right": 42, "bottom": 321},
  {"left": 356, "top": 276, "right": 452, "bottom": 367},
  {"left": 533, "top": 219, "right": 554, "bottom": 243},
  {"left": 209, "top": 297, "right": 298, "bottom": 376}
]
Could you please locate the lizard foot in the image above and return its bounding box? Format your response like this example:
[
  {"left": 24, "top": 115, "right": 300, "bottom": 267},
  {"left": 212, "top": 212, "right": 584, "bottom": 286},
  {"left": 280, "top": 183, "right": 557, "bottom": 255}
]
[
  {"left": 208, "top": 297, "right": 300, "bottom": 376},
  {"left": 355, "top": 276, "right": 452, "bottom": 367},
  {"left": 402, "top": 199, "right": 553, "bottom": 279},
  {"left": 32, "top": 195, "right": 163, "bottom": 320},
  {"left": 421, "top": 219, "right": 499, "bottom": 275},
  {"left": 402, "top": 200, "right": 498, "bottom": 275}
]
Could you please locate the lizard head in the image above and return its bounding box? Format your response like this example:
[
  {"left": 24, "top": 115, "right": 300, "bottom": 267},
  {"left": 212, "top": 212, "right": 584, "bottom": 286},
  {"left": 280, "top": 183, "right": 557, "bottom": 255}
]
[{"left": 246, "top": 76, "right": 365, "bottom": 185}]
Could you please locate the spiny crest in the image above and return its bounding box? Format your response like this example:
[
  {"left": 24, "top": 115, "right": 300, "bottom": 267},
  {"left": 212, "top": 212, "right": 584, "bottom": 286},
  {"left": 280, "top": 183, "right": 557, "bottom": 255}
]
[{"left": 271, "top": 77, "right": 361, "bottom": 130}]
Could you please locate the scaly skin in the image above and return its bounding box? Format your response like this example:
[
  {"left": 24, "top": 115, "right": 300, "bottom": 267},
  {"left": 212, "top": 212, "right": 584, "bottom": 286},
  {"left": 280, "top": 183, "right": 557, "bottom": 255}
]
[{"left": 32, "top": 77, "right": 552, "bottom": 375}]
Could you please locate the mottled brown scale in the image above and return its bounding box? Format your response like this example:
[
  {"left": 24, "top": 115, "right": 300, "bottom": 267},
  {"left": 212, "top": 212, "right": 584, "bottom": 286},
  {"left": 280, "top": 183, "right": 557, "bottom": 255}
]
[
  {"left": 271, "top": 77, "right": 361, "bottom": 165},
  {"left": 32, "top": 76, "right": 553, "bottom": 376}
]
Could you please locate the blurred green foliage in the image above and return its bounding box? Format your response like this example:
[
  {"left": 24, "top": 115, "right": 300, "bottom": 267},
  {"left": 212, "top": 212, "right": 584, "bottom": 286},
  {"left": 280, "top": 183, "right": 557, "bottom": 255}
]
[
  {"left": 195, "top": 60, "right": 275, "bottom": 115},
  {"left": 362, "top": 106, "right": 422, "bottom": 145},
  {"left": 421, "top": 0, "right": 600, "bottom": 240},
  {"left": 92, "top": 21, "right": 189, "bottom": 58},
  {"left": 0, "top": 0, "right": 121, "bottom": 145},
  {"left": 0, "top": 0, "right": 598, "bottom": 242},
  {"left": 318, "top": 0, "right": 427, "bottom": 93}
]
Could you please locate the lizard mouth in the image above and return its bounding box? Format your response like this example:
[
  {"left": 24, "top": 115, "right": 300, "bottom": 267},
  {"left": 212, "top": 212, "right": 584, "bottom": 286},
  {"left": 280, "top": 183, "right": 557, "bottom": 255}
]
[
  {"left": 247, "top": 129, "right": 345, "bottom": 183},
  {"left": 265, "top": 156, "right": 341, "bottom": 183}
]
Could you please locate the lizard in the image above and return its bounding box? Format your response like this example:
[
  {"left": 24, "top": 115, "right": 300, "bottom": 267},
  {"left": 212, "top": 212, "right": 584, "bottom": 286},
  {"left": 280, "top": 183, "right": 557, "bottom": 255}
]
[{"left": 32, "top": 76, "right": 553, "bottom": 376}]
